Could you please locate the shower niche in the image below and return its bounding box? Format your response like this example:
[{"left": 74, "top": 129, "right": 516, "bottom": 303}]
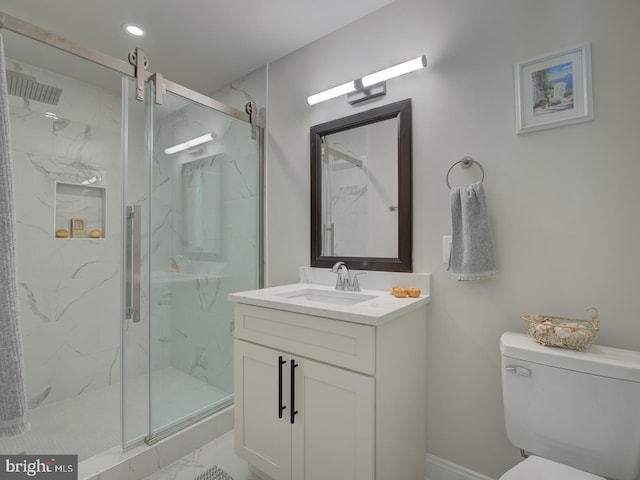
[{"left": 54, "top": 182, "right": 106, "bottom": 239}]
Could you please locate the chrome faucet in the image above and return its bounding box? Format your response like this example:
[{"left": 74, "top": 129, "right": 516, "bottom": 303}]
[
  {"left": 331, "top": 261, "right": 351, "bottom": 290},
  {"left": 330, "top": 261, "right": 363, "bottom": 292}
]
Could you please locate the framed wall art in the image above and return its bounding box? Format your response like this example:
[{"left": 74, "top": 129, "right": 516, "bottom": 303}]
[{"left": 515, "top": 42, "right": 593, "bottom": 134}]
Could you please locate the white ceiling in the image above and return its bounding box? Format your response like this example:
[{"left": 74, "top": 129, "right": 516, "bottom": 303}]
[{"left": 0, "top": 0, "right": 396, "bottom": 96}]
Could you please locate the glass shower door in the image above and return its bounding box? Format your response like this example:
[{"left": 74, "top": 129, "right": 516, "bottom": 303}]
[
  {"left": 122, "top": 79, "right": 260, "bottom": 446},
  {"left": 146, "top": 89, "right": 260, "bottom": 439}
]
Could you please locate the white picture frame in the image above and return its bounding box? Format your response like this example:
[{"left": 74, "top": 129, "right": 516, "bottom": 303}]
[{"left": 515, "top": 42, "right": 593, "bottom": 134}]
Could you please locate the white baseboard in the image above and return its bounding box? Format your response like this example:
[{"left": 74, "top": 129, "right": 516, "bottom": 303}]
[{"left": 425, "top": 453, "right": 497, "bottom": 480}]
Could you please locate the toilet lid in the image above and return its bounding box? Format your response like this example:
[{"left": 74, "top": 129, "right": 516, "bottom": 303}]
[{"left": 500, "top": 456, "right": 605, "bottom": 480}]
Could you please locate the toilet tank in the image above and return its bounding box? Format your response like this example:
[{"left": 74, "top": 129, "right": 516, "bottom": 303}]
[{"left": 500, "top": 332, "right": 640, "bottom": 480}]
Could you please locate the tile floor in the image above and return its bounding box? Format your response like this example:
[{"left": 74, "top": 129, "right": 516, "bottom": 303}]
[{"left": 143, "top": 430, "right": 260, "bottom": 480}]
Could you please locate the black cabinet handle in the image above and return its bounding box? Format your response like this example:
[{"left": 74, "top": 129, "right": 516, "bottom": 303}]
[
  {"left": 290, "top": 359, "right": 299, "bottom": 424},
  {"left": 278, "top": 356, "right": 286, "bottom": 419}
]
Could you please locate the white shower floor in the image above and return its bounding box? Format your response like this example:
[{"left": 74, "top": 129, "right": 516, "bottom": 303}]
[{"left": 0, "top": 367, "right": 230, "bottom": 461}]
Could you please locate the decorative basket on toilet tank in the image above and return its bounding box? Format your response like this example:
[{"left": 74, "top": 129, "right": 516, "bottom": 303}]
[{"left": 523, "top": 307, "right": 599, "bottom": 352}]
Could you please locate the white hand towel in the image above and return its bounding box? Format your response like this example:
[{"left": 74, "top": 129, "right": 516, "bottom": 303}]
[{"left": 448, "top": 182, "right": 497, "bottom": 281}]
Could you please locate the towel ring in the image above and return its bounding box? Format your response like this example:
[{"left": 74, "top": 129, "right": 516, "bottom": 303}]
[{"left": 446, "top": 156, "right": 485, "bottom": 190}]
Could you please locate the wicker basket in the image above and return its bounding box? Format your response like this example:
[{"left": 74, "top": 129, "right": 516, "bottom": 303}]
[{"left": 523, "top": 307, "right": 599, "bottom": 352}]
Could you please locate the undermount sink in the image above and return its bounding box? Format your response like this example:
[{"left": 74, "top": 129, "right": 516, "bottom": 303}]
[
  {"left": 228, "top": 276, "right": 430, "bottom": 325},
  {"left": 274, "top": 288, "right": 377, "bottom": 306}
]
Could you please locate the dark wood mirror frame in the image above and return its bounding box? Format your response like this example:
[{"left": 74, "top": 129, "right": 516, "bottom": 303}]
[{"left": 310, "top": 99, "right": 412, "bottom": 272}]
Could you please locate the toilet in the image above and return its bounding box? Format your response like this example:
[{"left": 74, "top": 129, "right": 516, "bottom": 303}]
[{"left": 500, "top": 332, "right": 640, "bottom": 480}]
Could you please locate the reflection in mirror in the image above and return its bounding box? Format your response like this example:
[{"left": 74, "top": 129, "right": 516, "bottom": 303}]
[
  {"left": 182, "top": 156, "right": 221, "bottom": 260},
  {"left": 311, "top": 99, "right": 412, "bottom": 272},
  {"left": 321, "top": 118, "right": 398, "bottom": 257}
]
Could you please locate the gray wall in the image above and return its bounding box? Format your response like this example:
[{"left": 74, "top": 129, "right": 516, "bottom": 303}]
[{"left": 264, "top": 0, "right": 640, "bottom": 477}]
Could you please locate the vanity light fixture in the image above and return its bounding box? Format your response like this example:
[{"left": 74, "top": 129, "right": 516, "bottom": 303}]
[
  {"left": 164, "top": 132, "right": 216, "bottom": 155},
  {"left": 361, "top": 56, "right": 427, "bottom": 87},
  {"left": 306, "top": 81, "right": 357, "bottom": 106},
  {"left": 306, "top": 55, "right": 427, "bottom": 106},
  {"left": 81, "top": 175, "right": 100, "bottom": 185}
]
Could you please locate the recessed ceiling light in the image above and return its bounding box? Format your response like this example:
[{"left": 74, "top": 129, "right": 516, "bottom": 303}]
[{"left": 123, "top": 24, "right": 144, "bottom": 37}]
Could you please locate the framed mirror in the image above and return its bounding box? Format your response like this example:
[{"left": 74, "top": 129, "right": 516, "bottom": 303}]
[{"left": 310, "top": 99, "right": 412, "bottom": 272}]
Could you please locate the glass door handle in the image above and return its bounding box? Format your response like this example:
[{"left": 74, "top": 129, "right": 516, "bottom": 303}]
[
  {"left": 323, "top": 223, "right": 335, "bottom": 256},
  {"left": 126, "top": 205, "right": 142, "bottom": 323}
]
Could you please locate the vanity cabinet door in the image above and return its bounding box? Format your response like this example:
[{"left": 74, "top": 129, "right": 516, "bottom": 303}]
[
  {"left": 234, "top": 340, "right": 292, "bottom": 480},
  {"left": 291, "top": 357, "right": 375, "bottom": 480},
  {"left": 235, "top": 338, "right": 375, "bottom": 480}
]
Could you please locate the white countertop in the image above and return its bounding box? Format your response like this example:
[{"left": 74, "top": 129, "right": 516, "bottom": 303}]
[{"left": 228, "top": 282, "right": 430, "bottom": 326}]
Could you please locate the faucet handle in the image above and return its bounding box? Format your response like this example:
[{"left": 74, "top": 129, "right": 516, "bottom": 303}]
[{"left": 351, "top": 272, "right": 366, "bottom": 292}]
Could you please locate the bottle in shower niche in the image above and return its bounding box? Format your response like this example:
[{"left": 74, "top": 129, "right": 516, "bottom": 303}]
[{"left": 71, "top": 218, "right": 86, "bottom": 238}]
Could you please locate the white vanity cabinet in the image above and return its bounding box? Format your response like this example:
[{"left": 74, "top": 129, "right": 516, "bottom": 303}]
[{"left": 233, "top": 301, "right": 427, "bottom": 480}]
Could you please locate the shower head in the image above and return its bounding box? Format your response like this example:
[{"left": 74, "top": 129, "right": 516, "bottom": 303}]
[{"left": 5, "top": 70, "right": 62, "bottom": 105}]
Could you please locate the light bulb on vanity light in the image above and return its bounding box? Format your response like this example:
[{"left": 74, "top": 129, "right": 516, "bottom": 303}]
[
  {"left": 361, "top": 55, "right": 427, "bottom": 88},
  {"left": 306, "top": 80, "right": 357, "bottom": 106},
  {"left": 164, "top": 132, "right": 216, "bottom": 155}
]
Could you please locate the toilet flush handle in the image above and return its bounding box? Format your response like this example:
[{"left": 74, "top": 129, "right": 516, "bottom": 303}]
[{"left": 505, "top": 366, "right": 531, "bottom": 377}]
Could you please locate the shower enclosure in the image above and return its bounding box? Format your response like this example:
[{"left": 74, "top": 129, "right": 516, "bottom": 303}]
[
  {"left": 0, "top": 11, "right": 262, "bottom": 470},
  {"left": 122, "top": 79, "right": 261, "bottom": 447}
]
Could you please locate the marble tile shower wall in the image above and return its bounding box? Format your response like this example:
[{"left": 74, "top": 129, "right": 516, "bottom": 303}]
[
  {"left": 8, "top": 59, "right": 122, "bottom": 407},
  {"left": 152, "top": 105, "right": 258, "bottom": 394}
]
